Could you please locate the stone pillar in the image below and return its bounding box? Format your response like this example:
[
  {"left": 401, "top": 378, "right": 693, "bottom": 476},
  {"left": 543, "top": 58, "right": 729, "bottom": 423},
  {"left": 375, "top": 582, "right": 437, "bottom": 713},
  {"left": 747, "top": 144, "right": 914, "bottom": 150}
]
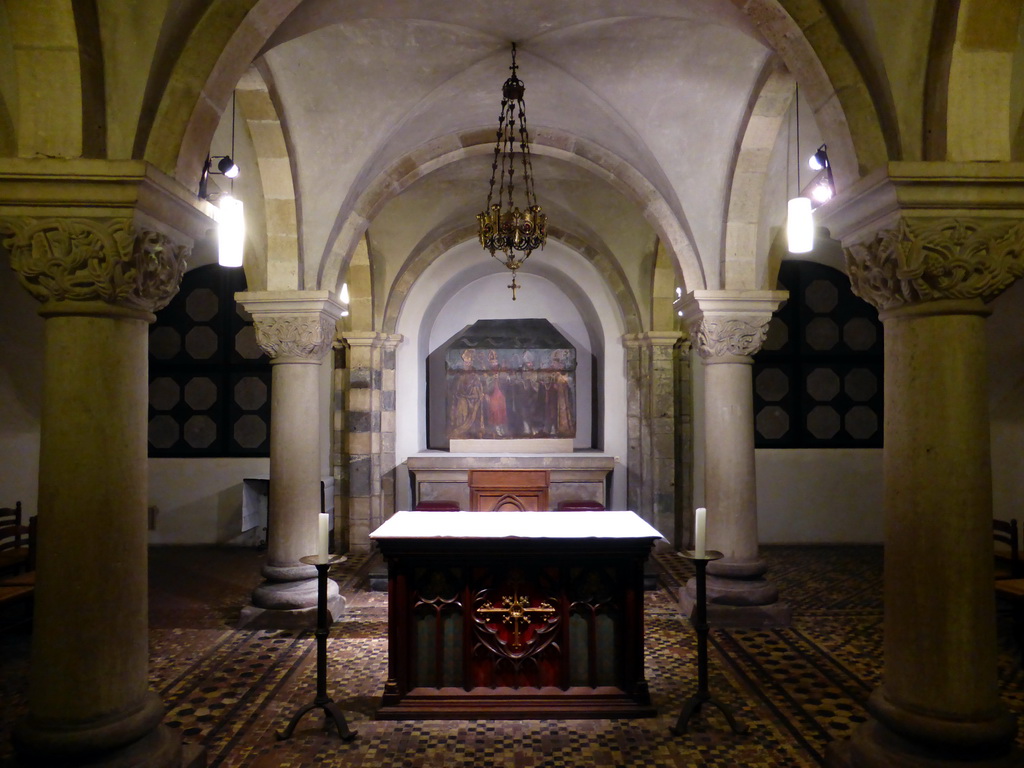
[
  {"left": 827, "top": 217, "right": 1023, "bottom": 768},
  {"left": 0, "top": 216, "right": 193, "bottom": 767},
  {"left": 623, "top": 335, "right": 650, "bottom": 521},
  {"left": 339, "top": 331, "right": 402, "bottom": 552},
  {"left": 679, "top": 290, "right": 791, "bottom": 628},
  {"left": 673, "top": 337, "right": 694, "bottom": 551},
  {"left": 623, "top": 332, "right": 682, "bottom": 540},
  {"left": 236, "top": 291, "right": 344, "bottom": 627}
]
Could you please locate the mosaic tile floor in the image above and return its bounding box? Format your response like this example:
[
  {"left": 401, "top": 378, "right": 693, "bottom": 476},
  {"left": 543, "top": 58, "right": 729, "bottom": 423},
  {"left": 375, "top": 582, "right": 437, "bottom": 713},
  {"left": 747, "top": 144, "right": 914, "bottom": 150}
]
[{"left": 0, "top": 545, "right": 1022, "bottom": 767}]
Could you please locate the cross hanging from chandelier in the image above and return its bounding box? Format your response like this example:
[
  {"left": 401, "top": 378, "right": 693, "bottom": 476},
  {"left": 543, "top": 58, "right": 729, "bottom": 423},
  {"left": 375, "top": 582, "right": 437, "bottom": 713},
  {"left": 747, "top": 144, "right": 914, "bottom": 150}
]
[{"left": 476, "top": 42, "right": 548, "bottom": 300}]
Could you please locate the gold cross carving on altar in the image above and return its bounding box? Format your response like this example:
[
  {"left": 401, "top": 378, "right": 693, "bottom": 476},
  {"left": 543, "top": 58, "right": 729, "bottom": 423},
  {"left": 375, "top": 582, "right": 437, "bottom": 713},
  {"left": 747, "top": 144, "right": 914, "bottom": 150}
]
[{"left": 477, "top": 591, "right": 556, "bottom": 647}]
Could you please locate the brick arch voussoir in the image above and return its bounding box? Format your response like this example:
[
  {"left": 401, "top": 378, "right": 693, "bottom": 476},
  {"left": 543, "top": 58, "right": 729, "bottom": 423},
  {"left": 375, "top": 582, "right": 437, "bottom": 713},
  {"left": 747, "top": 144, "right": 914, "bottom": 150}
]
[
  {"left": 145, "top": 0, "right": 301, "bottom": 187},
  {"left": 739, "top": 0, "right": 890, "bottom": 181},
  {"left": 380, "top": 224, "right": 642, "bottom": 338},
  {"left": 723, "top": 61, "right": 795, "bottom": 291},
  {"left": 322, "top": 129, "right": 705, "bottom": 299}
]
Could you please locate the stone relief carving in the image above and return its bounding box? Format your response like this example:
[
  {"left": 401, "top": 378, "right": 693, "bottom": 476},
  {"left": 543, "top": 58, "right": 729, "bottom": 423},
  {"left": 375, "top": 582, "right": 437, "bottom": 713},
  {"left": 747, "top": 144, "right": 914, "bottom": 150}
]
[
  {"left": 689, "top": 316, "right": 772, "bottom": 359},
  {"left": 252, "top": 314, "right": 336, "bottom": 361},
  {"left": 846, "top": 217, "right": 1024, "bottom": 311},
  {"left": 0, "top": 216, "right": 188, "bottom": 314}
]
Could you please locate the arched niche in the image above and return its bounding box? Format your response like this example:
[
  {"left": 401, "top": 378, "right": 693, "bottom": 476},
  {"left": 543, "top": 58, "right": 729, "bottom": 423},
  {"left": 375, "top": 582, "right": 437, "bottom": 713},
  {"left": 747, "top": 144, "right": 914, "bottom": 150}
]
[{"left": 394, "top": 238, "right": 629, "bottom": 510}]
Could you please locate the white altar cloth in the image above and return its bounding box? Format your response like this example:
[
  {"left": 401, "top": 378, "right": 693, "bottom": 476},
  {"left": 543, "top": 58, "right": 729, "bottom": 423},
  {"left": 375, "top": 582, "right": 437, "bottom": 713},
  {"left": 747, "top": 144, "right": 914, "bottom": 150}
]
[{"left": 370, "top": 510, "right": 664, "bottom": 541}]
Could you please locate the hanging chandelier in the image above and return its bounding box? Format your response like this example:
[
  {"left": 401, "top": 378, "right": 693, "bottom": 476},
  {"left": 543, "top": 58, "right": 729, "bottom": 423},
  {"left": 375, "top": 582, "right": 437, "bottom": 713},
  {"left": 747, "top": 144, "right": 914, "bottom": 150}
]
[{"left": 477, "top": 43, "right": 547, "bottom": 300}]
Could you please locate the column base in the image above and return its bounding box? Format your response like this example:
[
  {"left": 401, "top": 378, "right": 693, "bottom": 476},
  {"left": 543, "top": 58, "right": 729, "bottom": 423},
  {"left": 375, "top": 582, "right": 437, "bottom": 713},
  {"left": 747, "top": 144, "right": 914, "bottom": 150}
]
[
  {"left": 14, "top": 721, "right": 191, "bottom": 768},
  {"left": 681, "top": 566, "right": 792, "bottom": 628},
  {"left": 251, "top": 575, "right": 339, "bottom": 611},
  {"left": 238, "top": 593, "right": 347, "bottom": 630},
  {"left": 679, "top": 585, "right": 792, "bottom": 628},
  {"left": 826, "top": 720, "right": 1023, "bottom": 768}
]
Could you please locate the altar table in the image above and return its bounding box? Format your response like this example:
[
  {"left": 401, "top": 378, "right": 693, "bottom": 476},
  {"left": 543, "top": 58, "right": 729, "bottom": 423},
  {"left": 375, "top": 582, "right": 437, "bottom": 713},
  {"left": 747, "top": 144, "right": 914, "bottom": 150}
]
[{"left": 370, "top": 510, "right": 663, "bottom": 719}]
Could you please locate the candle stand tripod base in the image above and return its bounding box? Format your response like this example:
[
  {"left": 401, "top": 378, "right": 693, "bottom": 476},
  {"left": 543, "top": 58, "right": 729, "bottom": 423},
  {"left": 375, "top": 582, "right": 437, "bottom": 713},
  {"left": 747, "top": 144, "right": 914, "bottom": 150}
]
[
  {"left": 671, "top": 550, "right": 746, "bottom": 737},
  {"left": 277, "top": 554, "right": 357, "bottom": 743}
]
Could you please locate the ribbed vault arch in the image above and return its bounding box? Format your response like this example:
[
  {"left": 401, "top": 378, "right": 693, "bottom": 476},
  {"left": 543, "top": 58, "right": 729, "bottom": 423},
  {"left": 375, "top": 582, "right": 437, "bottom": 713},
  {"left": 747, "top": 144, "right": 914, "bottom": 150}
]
[
  {"left": 722, "top": 59, "right": 794, "bottom": 291},
  {"left": 380, "top": 222, "right": 643, "bottom": 338},
  {"left": 746, "top": 0, "right": 888, "bottom": 179},
  {"left": 319, "top": 131, "right": 704, "bottom": 299}
]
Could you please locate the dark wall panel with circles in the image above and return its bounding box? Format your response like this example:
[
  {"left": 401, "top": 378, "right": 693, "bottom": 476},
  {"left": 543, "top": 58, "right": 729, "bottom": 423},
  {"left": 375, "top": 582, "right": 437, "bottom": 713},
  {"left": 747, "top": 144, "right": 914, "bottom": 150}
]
[
  {"left": 148, "top": 265, "right": 271, "bottom": 457},
  {"left": 753, "top": 261, "right": 883, "bottom": 449}
]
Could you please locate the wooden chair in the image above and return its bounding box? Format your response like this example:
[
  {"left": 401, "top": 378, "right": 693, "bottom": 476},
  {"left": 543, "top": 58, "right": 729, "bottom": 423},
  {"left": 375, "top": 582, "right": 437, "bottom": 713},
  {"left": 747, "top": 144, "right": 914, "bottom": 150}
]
[
  {"left": 0, "top": 501, "right": 22, "bottom": 529},
  {"left": 0, "top": 521, "right": 31, "bottom": 577},
  {"left": 993, "top": 518, "right": 1021, "bottom": 579},
  {"left": 0, "top": 515, "right": 35, "bottom": 629}
]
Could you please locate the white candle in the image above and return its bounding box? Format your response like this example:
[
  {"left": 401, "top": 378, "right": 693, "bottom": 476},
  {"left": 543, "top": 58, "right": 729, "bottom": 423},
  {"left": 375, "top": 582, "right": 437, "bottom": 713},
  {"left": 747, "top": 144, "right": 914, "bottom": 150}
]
[
  {"left": 694, "top": 507, "right": 706, "bottom": 558},
  {"left": 318, "top": 513, "right": 330, "bottom": 560}
]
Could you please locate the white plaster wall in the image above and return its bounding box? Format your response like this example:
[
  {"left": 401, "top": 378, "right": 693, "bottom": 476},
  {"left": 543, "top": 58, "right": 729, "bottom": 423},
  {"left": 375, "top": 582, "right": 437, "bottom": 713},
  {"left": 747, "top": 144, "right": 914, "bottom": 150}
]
[
  {"left": 394, "top": 239, "right": 629, "bottom": 510},
  {"left": 756, "top": 449, "right": 884, "bottom": 543},
  {"left": 148, "top": 457, "right": 269, "bottom": 545},
  {"left": 0, "top": 262, "right": 43, "bottom": 517},
  {"left": 148, "top": 351, "right": 333, "bottom": 545}
]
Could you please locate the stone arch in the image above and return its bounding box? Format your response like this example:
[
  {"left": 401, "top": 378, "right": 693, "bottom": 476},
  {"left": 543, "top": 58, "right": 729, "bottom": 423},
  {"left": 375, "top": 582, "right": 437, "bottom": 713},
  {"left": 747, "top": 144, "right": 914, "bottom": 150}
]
[
  {"left": 380, "top": 222, "right": 643, "bottom": 339},
  {"left": 319, "top": 131, "right": 704, "bottom": 300},
  {"left": 650, "top": 240, "right": 680, "bottom": 333},
  {"left": 749, "top": 0, "right": 889, "bottom": 181},
  {"left": 235, "top": 69, "right": 300, "bottom": 292},
  {"left": 722, "top": 60, "right": 794, "bottom": 291},
  {"left": 144, "top": 0, "right": 301, "bottom": 186},
  {"left": 345, "top": 234, "right": 374, "bottom": 333},
  {"left": 4, "top": 1, "right": 87, "bottom": 158},
  {"left": 944, "top": 0, "right": 1023, "bottom": 160}
]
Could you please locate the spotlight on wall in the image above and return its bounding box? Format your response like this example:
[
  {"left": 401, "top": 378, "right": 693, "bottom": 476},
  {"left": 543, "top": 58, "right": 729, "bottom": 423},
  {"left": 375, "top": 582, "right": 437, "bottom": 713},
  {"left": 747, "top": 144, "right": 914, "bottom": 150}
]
[
  {"left": 217, "top": 155, "right": 239, "bottom": 178},
  {"left": 811, "top": 178, "right": 834, "bottom": 204},
  {"left": 807, "top": 143, "right": 835, "bottom": 206},
  {"left": 809, "top": 144, "right": 829, "bottom": 172}
]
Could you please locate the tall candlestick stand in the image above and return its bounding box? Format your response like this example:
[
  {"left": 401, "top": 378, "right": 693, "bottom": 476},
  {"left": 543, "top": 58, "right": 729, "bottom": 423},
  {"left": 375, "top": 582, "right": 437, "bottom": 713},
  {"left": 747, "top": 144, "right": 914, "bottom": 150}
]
[
  {"left": 671, "top": 549, "right": 745, "bottom": 736},
  {"left": 277, "top": 554, "right": 357, "bottom": 742}
]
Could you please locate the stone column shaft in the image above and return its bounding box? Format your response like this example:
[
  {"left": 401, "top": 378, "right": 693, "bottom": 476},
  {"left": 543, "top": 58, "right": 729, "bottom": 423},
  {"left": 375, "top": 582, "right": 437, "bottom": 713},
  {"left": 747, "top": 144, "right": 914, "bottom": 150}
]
[
  {"left": 1, "top": 215, "right": 188, "bottom": 767},
  {"left": 267, "top": 360, "right": 322, "bottom": 569},
  {"left": 237, "top": 291, "right": 344, "bottom": 625},
  {"left": 680, "top": 290, "right": 790, "bottom": 627},
  {"left": 829, "top": 217, "right": 1024, "bottom": 767},
  {"left": 703, "top": 358, "right": 758, "bottom": 560}
]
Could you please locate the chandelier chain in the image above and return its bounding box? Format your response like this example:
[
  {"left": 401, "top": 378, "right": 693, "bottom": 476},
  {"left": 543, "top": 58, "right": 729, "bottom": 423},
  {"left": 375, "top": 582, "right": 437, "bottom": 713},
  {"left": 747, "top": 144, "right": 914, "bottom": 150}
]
[{"left": 476, "top": 42, "right": 548, "bottom": 299}]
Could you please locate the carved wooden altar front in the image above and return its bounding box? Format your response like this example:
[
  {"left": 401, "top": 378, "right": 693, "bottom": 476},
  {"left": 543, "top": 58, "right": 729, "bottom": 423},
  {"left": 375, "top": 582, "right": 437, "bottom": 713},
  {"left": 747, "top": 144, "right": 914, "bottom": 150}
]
[{"left": 370, "top": 511, "right": 661, "bottom": 719}]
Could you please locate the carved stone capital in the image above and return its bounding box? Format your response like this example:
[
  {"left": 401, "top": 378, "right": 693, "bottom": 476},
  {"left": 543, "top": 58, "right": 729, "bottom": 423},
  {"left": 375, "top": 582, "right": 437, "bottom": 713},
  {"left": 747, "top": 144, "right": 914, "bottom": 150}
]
[
  {"left": 0, "top": 216, "right": 188, "bottom": 318},
  {"left": 237, "top": 291, "right": 344, "bottom": 363},
  {"left": 846, "top": 217, "right": 1024, "bottom": 311},
  {"left": 690, "top": 316, "right": 773, "bottom": 359},
  {"left": 252, "top": 314, "right": 336, "bottom": 362},
  {"left": 678, "top": 290, "right": 787, "bottom": 361}
]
